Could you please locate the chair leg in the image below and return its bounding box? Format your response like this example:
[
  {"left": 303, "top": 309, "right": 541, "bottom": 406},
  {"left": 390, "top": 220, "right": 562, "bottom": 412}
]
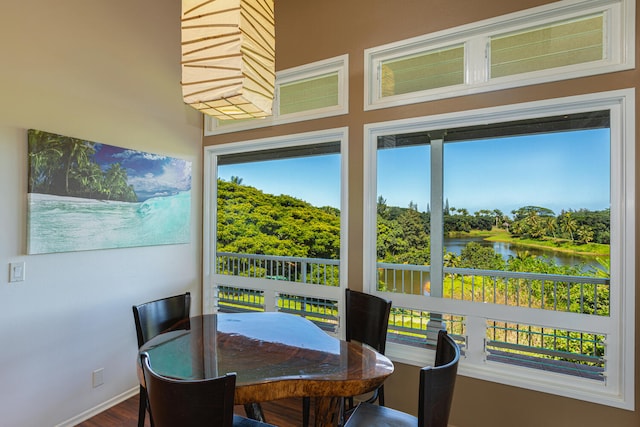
[
  {"left": 302, "top": 397, "right": 310, "bottom": 427},
  {"left": 244, "top": 402, "right": 267, "bottom": 423},
  {"left": 346, "top": 396, "right": 354, "bottom": 411},
  {"left": 378, "top": 384, "right": 385, "bottom": 406},
  {"left": 138, "top": 385, "right": 146, "bottom": 427}
]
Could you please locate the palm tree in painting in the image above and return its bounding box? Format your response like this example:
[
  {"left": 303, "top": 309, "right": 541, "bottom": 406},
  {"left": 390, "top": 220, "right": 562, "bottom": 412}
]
[
  {"left": 63, "top": 139, "right": 96, "bottom": 195},
  {"left": 104, "top": 163, "right": 137, "bottom": 202},
  {"left": 28, "top": 130, "right": 67, "bottom": 193},
  {"left": 70, "top": 162, "right": 103, "bottom": 198}
]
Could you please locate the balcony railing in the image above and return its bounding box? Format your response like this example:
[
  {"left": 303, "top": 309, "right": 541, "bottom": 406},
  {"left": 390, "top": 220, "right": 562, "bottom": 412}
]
[
  {"left": 377, "top": 263, "right": 610, "bottom": 316},
  {"left": 216, "top": 251, "right": 340, "bottom": 286},
  {"left": 214, "top": 252, "right": 609, "bottom": 381}
]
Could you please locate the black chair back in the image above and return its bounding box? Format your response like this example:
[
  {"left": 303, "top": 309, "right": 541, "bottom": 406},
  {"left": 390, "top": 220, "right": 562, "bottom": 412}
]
[
  {"left": 345, "top": 288, "right": 392, "bottom": 353},
  {"left": 417, "top": 330, "right": 460, "bottom": 427},
  {"left": 132, "top": 292, "right": 191, "bottom": 427},
  {"left": 133, "top": 292, "right": 191, "bottom": 347},
  {"left": 141, "top": 353, "right": 236, "bottom": 427}
]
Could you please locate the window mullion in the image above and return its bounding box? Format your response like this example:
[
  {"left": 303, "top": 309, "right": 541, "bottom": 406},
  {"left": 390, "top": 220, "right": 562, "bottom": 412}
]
[
  {"left": 466, "top": 37, "right": 490, "bottom": 84},
  {"left": 427, "top": 136, "right": 445, "bottom": 344},
  {"left": 429, "top": 136, "right": 445, "bottom": 297}
]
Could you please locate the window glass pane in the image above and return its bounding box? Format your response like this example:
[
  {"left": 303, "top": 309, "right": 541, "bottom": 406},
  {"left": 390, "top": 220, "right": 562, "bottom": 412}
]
[
  {"left": 216, "top": 144, "right": 341, "bottom": 282},
  {"left": 491, "top": 14, "right": 604, "bottom": 78},
  {"left": 279, "top": 72, "right": 339, "bottom": 115},
  {"left": 376, "top": 132, "right": 431, "bottom": 294},
  {"left": 442, "top": 113, "right": 611, "bottom": 316},
  {"left": 215, "top": 142, "right": 342, "bottom": 327},
  {"left": 376, "top": 111, "right": 613, "bottom": 377},
  {"left": 381, "top": 45, "right": 464, "bottom": 97},
  {"left": 486, "top": 320, "right": 605, "bottom": 381},
  {"left": 387, "top": 307, "right": 466, "bottom": 349}
]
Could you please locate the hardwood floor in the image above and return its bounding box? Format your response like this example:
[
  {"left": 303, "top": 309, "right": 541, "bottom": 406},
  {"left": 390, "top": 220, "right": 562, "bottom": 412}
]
[{"left": 77, "top": 393, "right": 312, "bottom": 427}]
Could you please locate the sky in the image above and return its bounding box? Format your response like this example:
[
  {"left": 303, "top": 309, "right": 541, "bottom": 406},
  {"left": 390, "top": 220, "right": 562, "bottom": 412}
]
[
  {"left": 218, "top": 155, "right": 342, "bottom": 208},
  {"left": 92, "top": 144, "right": 192, "bottom": 201},
  {"left": 218, "top": 128, "right": 610, "bottom": 217}
]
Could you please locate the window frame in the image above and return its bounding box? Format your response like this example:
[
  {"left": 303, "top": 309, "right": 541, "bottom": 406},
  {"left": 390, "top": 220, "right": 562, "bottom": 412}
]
[
  {"left": 362, "top": 89, "right": 635, "bottom": 409},
  {"left": 204, "top": 55, "right": 349, "bottom": 135},
  {"left": 203, "top": 127, "right": 350, "bottom": 335},
  {"left": 364, "top": 0, "right": 634, "bottom": 111}
]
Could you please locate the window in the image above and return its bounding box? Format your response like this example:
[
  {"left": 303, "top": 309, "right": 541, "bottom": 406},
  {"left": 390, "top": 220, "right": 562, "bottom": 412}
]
[
  {"left": 204, "top": 128, "right": 349, "bottom": 334},
  {"left": 363, "top": 90, "right": 634, "bottom": 409},
  {"left": 365, "top": 0, "right": 634, "bottom": 110},
  {"left": 489, "top": 14, "right": 604, "bottom": 78},
  {"left": 380, "top": 44, "right": 465, "bottom": 96},
  {"left": 205, "top": 55, "right": 348, "bottom": 135}
]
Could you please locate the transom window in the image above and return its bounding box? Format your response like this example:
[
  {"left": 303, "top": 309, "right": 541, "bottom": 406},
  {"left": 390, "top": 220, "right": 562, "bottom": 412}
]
[
  {"left": 205, "top": 55, "right": 348, "bottom": 135},
  {"left": 365, "top": 0, "right": 634, "bottom": 110}
]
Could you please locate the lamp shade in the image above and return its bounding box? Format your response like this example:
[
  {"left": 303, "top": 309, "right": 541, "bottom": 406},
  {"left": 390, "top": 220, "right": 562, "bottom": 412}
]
[{"left": 181, "top": 0, "right": 275, "bottom": 120}]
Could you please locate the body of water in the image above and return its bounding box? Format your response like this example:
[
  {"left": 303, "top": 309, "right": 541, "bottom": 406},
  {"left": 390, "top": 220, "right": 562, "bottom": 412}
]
[
  {"left": 444, "top": 236, "right": 605, "bottom": 271},
  {"left": 27, "top": 191, "right": 191, "bottom": 254}
]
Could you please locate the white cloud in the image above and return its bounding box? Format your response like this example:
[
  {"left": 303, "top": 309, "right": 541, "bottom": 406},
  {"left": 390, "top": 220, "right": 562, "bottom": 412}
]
[{"left": 128, "top": 159, "right": 192, "bottom": 195}]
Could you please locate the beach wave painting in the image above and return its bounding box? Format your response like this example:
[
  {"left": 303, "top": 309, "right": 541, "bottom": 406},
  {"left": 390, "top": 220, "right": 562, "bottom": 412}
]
[{"left": 27, "top": 129, "right": 192, "bottom": 254}]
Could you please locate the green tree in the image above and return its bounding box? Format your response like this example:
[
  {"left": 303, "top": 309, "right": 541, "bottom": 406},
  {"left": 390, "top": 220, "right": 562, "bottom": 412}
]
[
  {"left": 576, "top": 225, "right": 594, "bottom": 244},
  {"left": 459, "top": 242, "right": 505, "bottom": 270},
  {"left": 560, "top": 212, "right": 578, "bottom": 242},
  {"left": 216, "top": 179, "right": 341, "bottom": 260},
  {"left": 377, "top": 196, "right": 390, "bottom": 220},
  {"left": 493, "top": 209, "right": 504, "bottom": 228},
  {"left": 545, "top": 216, "right": 557, "bottom": 239}
]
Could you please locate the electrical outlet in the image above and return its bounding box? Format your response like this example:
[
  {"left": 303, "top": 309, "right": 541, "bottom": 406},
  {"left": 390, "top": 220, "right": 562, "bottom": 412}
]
[{"left": 92, "top": 368, "right": 104, "bottom": 388}]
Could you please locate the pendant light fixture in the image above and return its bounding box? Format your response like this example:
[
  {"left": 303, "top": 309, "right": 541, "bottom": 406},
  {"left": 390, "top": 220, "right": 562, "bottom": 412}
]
[{"left": 181, "top": 0, "right": 275, "bottom": 120}]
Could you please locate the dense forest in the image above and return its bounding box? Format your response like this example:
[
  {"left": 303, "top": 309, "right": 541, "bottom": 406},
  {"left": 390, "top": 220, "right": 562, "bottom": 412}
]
[
  {"left": 217, "top": 179, "right": 609, "bottom": 278},
  {"left": 28, "top": 129, "right": 137, "bottom": 202},
  {"left": 217, "top": 178, "right": 340, "bottom": 259}
]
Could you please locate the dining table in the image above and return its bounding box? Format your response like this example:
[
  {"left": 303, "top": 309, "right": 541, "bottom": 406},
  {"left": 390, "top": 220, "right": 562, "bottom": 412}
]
[{"left": 137, "top": 311, "right": 394, "bottom": 427}]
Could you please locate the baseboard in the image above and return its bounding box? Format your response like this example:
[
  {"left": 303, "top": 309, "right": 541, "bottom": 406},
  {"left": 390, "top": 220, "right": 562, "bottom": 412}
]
[{"left": 55, "top": 386, "right": 139, "bottom": 427}]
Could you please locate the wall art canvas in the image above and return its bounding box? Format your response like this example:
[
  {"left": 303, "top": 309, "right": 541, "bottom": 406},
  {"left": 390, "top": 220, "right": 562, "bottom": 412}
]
[{"left": 27, "top": 129, "right": 192, "bottom": 254}]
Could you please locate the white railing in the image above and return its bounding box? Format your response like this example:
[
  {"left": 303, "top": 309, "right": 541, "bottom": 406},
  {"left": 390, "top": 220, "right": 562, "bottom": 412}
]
[
  {"left": 216, "top": 251, "right": 340, "bottom": 286},
  {"left": 377, "top": 263, "right": 610, "bottom": 316},
  {"left": 214, "top": 252, "right": 608, "bottom": 380}
]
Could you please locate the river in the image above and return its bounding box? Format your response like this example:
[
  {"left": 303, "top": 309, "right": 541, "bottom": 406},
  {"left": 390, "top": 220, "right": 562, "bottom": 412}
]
[{"left": 443, "top": 236, "right": 605, "bottom": 271}]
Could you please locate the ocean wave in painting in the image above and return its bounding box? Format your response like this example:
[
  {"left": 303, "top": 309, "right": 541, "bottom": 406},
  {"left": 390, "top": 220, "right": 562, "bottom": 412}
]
[{"left": 27, "top": 191, "right": 191, "bottom": 254}]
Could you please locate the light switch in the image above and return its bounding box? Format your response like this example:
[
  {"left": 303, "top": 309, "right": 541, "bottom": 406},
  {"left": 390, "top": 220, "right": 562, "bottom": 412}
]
[{"left": 9, "top": 262, "right": 25, "bottom": 282}]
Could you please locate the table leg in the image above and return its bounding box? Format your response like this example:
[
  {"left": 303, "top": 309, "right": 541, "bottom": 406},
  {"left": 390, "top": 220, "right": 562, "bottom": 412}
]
[
  {"left": 313, "top": 396, "right": 341, "bottom": 427},
  {"left": 244, "top": 402, "right": 267, "bottom": 423}
]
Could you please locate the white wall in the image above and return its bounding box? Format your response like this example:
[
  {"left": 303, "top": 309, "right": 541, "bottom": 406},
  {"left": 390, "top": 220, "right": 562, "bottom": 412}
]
[{"left": 0, "top": 1, "right": 203, "bottom": 426}]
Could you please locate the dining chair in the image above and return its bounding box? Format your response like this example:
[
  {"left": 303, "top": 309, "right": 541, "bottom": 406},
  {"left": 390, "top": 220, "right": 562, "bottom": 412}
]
[
  {"left": 343, "top": 330, "right": 460, "bottom": 427},
  {"left": 132, "top": 292, "right": 191, "bottom": 427},
  {"left": 140, "top": 353, "right": 275, "bottom": 427},
  {"left": 302, "top": 288, "right": 392, "bottom": 427}
]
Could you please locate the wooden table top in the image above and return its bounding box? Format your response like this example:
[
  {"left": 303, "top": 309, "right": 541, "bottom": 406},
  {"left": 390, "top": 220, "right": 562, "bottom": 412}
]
[{"left": 139, "top": 312, "right": 394, "bottom": 405}]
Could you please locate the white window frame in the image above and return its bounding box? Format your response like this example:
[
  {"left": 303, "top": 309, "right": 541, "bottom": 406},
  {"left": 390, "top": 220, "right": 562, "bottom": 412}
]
[
  {"left": 203, "top": 127, "right": 350, "bottom": 335},
  {"left": 364, "top": 0, "right": 634, "bottom": 111},
  {"left": 205, "top": 55, "right": 349, "bottom": 136},
  {"left": 363, "top": 89, "right": 635, "bottom": 409}
]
